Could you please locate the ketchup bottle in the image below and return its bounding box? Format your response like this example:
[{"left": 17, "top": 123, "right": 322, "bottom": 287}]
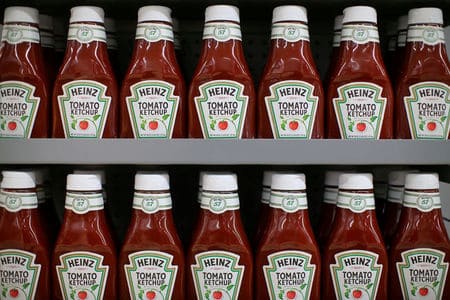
[
  {"left": 39, "top": 14, "right": 56, "bottom": 84},
  {"left": 0, "top": 171, "right": 51, "bottom": 299},
  {"left": 187, "top": 173, "right": 253, "bottom": 299},
  {"left": 53, "top": 174, "right": 117, "bottom": 299},
  {"left": 254, "top": 171, "right": 273, "bottom": 247},
  {"left": 324, "top": 15, "right": 343, "bottom": 90},
  {"left": 322, "top": 173, "right": 388, "bottom": 299},
  {"left": 255, "top": 173, "right": 321, "bottom": 299},
  {"left": 395, "top": 8, "right": 450, "bottom": 139},
  {"left": 120, "top": 6, "right": 185, "bottom": 139},
  {"left": 316, "top": 171, "right": 343, "bottom": 249},
  {"left": 258, "top": 6, "right": 324, "bottom": 139},
  {"left": 105, "top": 17, "right": 120, "bottom": 82},
  {"left": 382, "top": 170, "right": 416, "bottom": 247},
  {"left": 392, "top": 15, "right": 408, "bottom": 88},
  {"left": 0, "top": 6, "right": 49, "bottom": 138},
  {"left": 119, "top": 172, "right": 185, "bottom": 299},
  {"left": 52, "top": 6, "right": 118, "bottom": 138},
  {"left": 390, "top": 173, "right": 450, "bottom": 299},
  {"left": 188, "top": 5, "right": 255, "bottom": 139},
  {"left": 327, "top": 6, "right": 394, "bottom": 139}
]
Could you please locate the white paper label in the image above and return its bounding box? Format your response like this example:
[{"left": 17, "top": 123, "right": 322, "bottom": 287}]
[
  {"left": 1, "top": 25, "right": 40, "bottom": 44},
  {"left": 132, "top": 192, "right": 172, "bottom": 213},
  {"left": 331, "top": 250, "right": 383, "bottom": 300},
  {"left": 135, "top": 23, "right": 174, "bottom": 42},
  {"left": 124, "top": 251, "right": 178, "bottom": 300},
  {"left": 67, "top": 24, "right": 106, "bottom": 43},
  {"left": 64, "top": 192, "right": 104, "bottom": 214},
  {"left": 403, "top": 191, "right": 441, "bottom": 212},
  {"left": 333, "top": 82, "right": 387, "bottom": 139},
  {"left": 200, "top": 192, "right": 240, "bottom": 214},
  {"left": 195, "top": 80, "right": 249, "bottom": 139},
  {"left": 269, "top": 191, "right": 308, "bottom": 213},
  {"left": 0, "top": 249, "right": 41, "bottom": 299},
  {"left": 341, "top": 25, "right": 380, "bottom": 44},
  {"left": 271, "top": 23, "right": 309, "bottom": 42},
  {"left": 397, "top": 248, "right": 449, "bottom": 300},
  {"left": 56, "top": 252, "right": 109, "bottom": 300},
  {"left": 404, "top": 81, "right": 450, "bottom": 139},
  {"left": 407, "top": 25, "right": 445, "bottom": 46},
  {"left": 0, "top": 81, "right": 40, "bottom": 138},
  {"left": 265, "top": 81, "right": 318, "bottom": 139},
  {"left": 0, "top": 191, "right": 38, "bottom": 212},
  {"left": 126, "top": 80, "right": 180, "bottom": 138},
  {"left": 336, "top": 191, "right": 376, "bottom": 213},
  {"left": 203, "top": 22, "right": 242, "bottom": 42},
  {"left": 263, "top": 250, "right": 316, "bottom": 300},
  {"left": 57, "top": 80, "right": 112, "bottom": 138},
  {"left": 191, "top": 251, "right": 244, "bottom": 300},
  {"left": 323, "top": 186, "right": 338, "bottom": 205}
]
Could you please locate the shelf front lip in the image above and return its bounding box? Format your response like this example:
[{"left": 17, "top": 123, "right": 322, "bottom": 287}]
[{"left": 0, "top": 139, "right": 448, "bottom": 165}]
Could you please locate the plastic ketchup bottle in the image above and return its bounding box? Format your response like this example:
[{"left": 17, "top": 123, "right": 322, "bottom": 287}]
[
  {"left": 0, "top": 6, "right": 49, "bottom": 138},
  {"left": 254, "top": 171, "right": 273, "bottom": 247},
  {"left": 119, "top": 172, "right": 185, "bottom": 299},
  {"left": 258, "top": 5, "right": 324, "bottom": 139},
  {"left": 52, "top": 6, "right": 118, "bottom": 138},
  {"left": 327, "top": 6, "right": 394, "bottom": 139},
  {"left": 255, "top": 173, "right": 321, "bottom": 299},
  {"left": 324, "top": 15, "right": 343, "bottom": 90},
  {"left": 395, "top": 8, "right": 450, "bottom": 139},
  {"left": 188, "top": 5, "right": 255, "bottom": 139},
  {"left": 120, "top": 6, "right": 185, "bottom": 139},
  {"left": 322, "top": 173, "right": 388, "bottom": 299},
  {"left": 392, "top": 15, "right": 408, "bottom": 88},
  {"left": 187, "top": 172, "right": 253, "bottom": 299},
  {"left": 389, "top": 173, "right": 450, "bottom": 299},
  {"left": 0, "top": 171, "right": 51, "bottom": 299},
  {"left": 52, "top": 174, "right": 117, "bottom": 299}
]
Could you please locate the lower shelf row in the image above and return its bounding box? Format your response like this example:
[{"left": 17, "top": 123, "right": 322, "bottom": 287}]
[{"left": 0, "top": 169, "right": 449, "bottom": 299}]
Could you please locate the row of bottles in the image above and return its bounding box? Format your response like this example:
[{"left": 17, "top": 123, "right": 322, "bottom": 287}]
[
  {"left": 1, "top": 169, "right": 448, "bottom": 299},
  {"left": 0, "top": 4, "right": 448, "bottom": 140}
]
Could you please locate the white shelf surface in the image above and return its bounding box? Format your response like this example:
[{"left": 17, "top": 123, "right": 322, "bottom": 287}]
[{"left": 0, "top": 139, "right": 449, "bottom": 165}]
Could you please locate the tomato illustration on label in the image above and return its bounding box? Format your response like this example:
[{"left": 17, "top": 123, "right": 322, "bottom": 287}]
[
  {"left": 265, "top": 81, "right": 318, "bottom": 139},
  {"left": 0, "top": 81, "right": 40, "bottom": 138},
  {"left": 57, "top": 80, "right": 111, "bottom": 138},
  {"left": 126, "top": 81, "right": 180, "bottom": 138},
  {"left": 195, "top": 80, "right": 249, "bottom": 139},
  {"left": 404, "top": 81, "right": 450, "bottom": 139},
  {"left": 333, "top": 82, "right": 386, "bottom": 139}
]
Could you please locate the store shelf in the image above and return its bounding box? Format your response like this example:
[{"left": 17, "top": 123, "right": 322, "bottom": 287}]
[{"left": 0, "top": 139, "right": 448, "bottom": 165}]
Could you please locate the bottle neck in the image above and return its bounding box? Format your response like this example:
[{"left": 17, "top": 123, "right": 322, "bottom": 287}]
[
  {"left": 198, "top": 190, "right": 242, "bottom": 226},
  {"left": 132, "top": 21, "right": 177, "bottom": 59},
  {"left": 0, "top": 22, "right": 43, "bottom": 63},
  {"left": 269, "top": 21, "right": 311, "bottom": 50},
  {"left": 338, "top": 22, "right": 384, "bottom": 63},
  {"left": 130, "top": 190, "right": 175, "bottom": 225},
  {"left": 404, "top": 24, "right": 448, "bottom": 64},
  {"left": 0, "top": 188, "right": 38, "bottom": 212},
  {"left": 334, "top": 189, "right": 379, "bottom": 225},
  {"left": 61, "top": 190, "right": 106, "bottom": 222},
  {"left": 199, "top": 20, "right": 246, "bottom": 61},
  {"left": 63, "top": 22, "right": 109, "bottom": 63}
]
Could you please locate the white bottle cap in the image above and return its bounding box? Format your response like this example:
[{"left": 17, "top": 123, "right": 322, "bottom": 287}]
[
  {"left": 205, "top": 5, "right": 240, "bottom": 23},
  {"left": 73, "top": 170, "right": 106, "bottom": 185},
  {"left": 325, "top": 171, "right": 345, "bottom": 186},
  {"left": 32, "top": 169, "right": 48, "bottom": 185},
  {"left": 272, "top": 6, "right": 308, "bottom": 24},
  {"left": 138, "top": 6, "right": 172, "bottom": 23},
  {"left": 1, "top": 171, "right": 36, "bottom": 189},
  {"left": 202, "top": 172, "right": 238, "bottom": 192},
  {"left": 342, "top": 6, "right": 377, "bottom": 24},
  {"left": 39, "top": 14, "right": 53, "bottom": 30},
  {"left": 388, "top": 170, "right": 418, "bottom": 186},
  {"left": 135, "top": 172, "right": 170, "bottom": 191},
  {"left": 405, "top": 173, "right": 439, "bottom": 190},
  {"left": 70, "top": 6, "right": 104, "bottom": 24},
  {"left": 339, "top": 173, "right": 373, "bottom": 190},
  {"left": 104, "top": 17, "right": 116, "bottom": 32},
  {"left": 271, "top": 173, "right": 306, "bottom": 190},
  {"left": 397, "top": 15, "right": 408, "bottom": 30},
  {"left": 67, "top": 174, "right": 102, "bottom": 191},
  {"left": 4, "top": 6, "right": 39, "bottom": 24},
  {"left": 198, "top": 171, "right": 210, "bottom": 187},
  {"left": 263, "top": 171, "right": 275, "bottom": 187},
  {"left": 408, "top": 8, "right": 443, "bottom": 25},
  {"left": 334, "top": 15, "right": 344, "bottom": 30}
]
